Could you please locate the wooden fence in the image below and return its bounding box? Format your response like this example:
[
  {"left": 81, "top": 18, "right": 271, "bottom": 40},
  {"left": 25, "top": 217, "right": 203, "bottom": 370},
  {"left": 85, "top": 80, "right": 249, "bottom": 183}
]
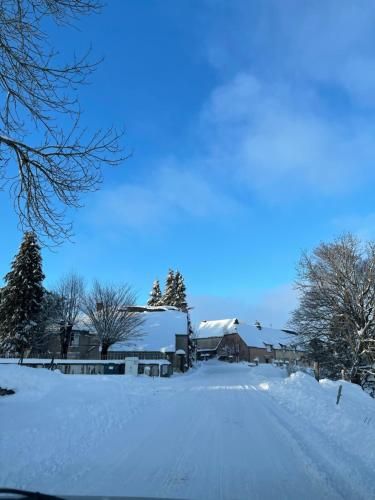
[{"left": 0, "top": 351, "right": 168, "bottom": 361}]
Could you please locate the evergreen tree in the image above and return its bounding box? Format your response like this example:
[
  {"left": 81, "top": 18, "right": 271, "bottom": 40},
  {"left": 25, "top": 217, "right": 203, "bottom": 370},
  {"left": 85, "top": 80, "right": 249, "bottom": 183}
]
[
  {"left": 174, "top": 271, "right": 188, "bottom": 311},
  {"left": 147, "top": 280, "right": 163, "bottom": 306},
  {"left": 162, "top": 269, "right": 176, "bottom": 306},
  {"left": 0, "top": 232, "right": 45, "bottom": 356}
]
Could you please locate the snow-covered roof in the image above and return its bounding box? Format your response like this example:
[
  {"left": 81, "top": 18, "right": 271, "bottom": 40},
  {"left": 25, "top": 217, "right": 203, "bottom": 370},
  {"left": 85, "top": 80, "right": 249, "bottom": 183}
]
[
  {"left": 110, "top": 309, "right": 188, "bottom": 353},
  {"left": 196, "top": 319, "right": 296, "bottom": 349},
  {"left": 48, "top": 314, "right": 96, "bottom": 334},
  {"left": 123, "top": 305, "right": 180, "bottom": 313},
  {"left": 235, "top": 324, "right": 294, "bottom": 349},
  {"left": 196, "top": 319, "right": 239, "bottom": 338},
  {"left": 74, "top": 314, "right": 94, "bottom": 332}
]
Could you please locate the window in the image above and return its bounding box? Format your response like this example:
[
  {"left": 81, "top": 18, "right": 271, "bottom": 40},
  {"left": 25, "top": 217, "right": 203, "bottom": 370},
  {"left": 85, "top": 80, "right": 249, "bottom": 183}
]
[{"left": 266, "top": 344, "right": 272, "bottom": 353}]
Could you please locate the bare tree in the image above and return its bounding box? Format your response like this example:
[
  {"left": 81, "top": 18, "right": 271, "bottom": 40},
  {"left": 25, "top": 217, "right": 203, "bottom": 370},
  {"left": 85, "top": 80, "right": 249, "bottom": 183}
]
[
  {"left": 291, "top": 234, "right": 375, "bottom": 387},
  {"left": 55, "top": 272, "right": 85, "bottom": 358},
  {"left": 0, "top": 0, "right": 125, "bottom": 243},
  {"left": 83, "top": 281, "right": 144, "bottom": 358}
]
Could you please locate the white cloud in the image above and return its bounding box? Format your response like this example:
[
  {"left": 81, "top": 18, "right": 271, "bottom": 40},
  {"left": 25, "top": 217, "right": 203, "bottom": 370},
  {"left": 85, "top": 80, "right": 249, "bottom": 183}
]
[
  {"left": 87, "top": 1, "right": 375, "bottom": 231},
  {"left": 199, "top": 73, "right": 375, "bottom": 198},
  {"left": 90, "top": 161, "right": 241, "bottom": 231},
  {"left": 203, "top": 1, "right": 375, "bottom": 106},
  {"left": 281, "top": 2, "right": 375, "bottom": 106}
]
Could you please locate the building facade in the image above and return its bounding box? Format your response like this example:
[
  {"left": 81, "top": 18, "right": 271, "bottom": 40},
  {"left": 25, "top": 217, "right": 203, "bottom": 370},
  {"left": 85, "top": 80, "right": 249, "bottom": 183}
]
[{"left": 196, "top": 319, "right": 302, "bottom": 365}]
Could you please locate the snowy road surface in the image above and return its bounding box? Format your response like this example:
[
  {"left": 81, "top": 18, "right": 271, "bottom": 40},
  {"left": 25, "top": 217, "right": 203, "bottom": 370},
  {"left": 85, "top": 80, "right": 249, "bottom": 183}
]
[{"left": 1, "top": 361, "right": 374, "bottom": 499}]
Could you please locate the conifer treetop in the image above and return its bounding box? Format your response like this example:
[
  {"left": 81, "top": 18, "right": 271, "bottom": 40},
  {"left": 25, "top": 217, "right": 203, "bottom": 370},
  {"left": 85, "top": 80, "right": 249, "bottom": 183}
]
[
  {"left": 147, "top": 279, "right": 163, "bottom": 307},
  {"left": 174, "top": 270, "right": 188, "bottom": 311},
  {"left": 0, "top": 231, "right": 45, "bottom": 355},
  {"left": 162, "top": 269, "right": 176, "bottom": 306}
]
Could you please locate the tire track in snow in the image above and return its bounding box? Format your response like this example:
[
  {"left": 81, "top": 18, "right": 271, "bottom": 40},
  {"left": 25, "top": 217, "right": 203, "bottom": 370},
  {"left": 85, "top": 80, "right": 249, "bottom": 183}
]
[
  {"left": 253, "top": 386, "right": 375, "bottom": 500},
  {"left": 4, "top": 363, "right": 372, "bottom": 499}
]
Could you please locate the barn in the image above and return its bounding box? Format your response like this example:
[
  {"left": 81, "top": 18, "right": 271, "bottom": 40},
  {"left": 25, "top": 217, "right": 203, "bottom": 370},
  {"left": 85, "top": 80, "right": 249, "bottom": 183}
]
[{"left": 195, "top": 318, "right": 302, "bottom": 364}]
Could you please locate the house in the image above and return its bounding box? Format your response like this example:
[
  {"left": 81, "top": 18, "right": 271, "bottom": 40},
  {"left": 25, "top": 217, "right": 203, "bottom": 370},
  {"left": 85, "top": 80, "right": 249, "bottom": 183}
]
[
  {"left": 0, "top": 307, "right": 190, "bottom": 376},
  {"left": 107, "top": 306, "right": 191, "bottom": 373},
  {"left": 195, "top": 318, "right": 302, "bottom": 364},
  {"left": 45, "top": 319, "right": 100, "bottom": 359}
]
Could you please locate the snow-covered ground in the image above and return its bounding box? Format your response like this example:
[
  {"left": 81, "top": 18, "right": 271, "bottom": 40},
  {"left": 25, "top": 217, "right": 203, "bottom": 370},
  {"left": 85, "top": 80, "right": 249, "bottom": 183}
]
[{"left": 1, "top": 361, "right": 374, "bottom": 499}]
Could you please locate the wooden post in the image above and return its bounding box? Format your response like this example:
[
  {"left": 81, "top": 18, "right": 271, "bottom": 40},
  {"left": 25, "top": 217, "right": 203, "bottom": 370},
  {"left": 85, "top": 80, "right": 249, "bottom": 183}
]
[
  {"left": 313, "top": 361, "right": 320, "bottom": 380},
  {"left": 336, "top": 384, "right": 343, "bottom": 405},
  {"left": 48, "top": 355, "right": 55, "bottom": 370}
]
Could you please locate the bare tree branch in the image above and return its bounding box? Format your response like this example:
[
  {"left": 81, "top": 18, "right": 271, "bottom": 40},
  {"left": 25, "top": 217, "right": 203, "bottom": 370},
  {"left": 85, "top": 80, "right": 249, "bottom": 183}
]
[
  {"left": 54, "top": 272, "right": 85, "bottom": 357},
  {"left": 83, "top": 281, "right": 144, "bottom": 359},
  {"left": 0, "top": 0, "right": 126, "bottom": 243},
  {"left": 291, "top": 234, "right": 375, "bottom": 386}
]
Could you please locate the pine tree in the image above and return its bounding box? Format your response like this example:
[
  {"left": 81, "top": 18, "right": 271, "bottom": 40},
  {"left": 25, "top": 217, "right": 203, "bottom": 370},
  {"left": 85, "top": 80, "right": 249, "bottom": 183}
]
[
  {"left": 147, "top": 280, "right": 163, "bottom": 306},
  {"left": 174, "top": 271, "right": 188, "bottom": 311},
  {"left": 162, "top": 269, "right": 176, "bottom": 306},
  {"left": 0, "top": 232, "right": 45, "bottom": 356}
]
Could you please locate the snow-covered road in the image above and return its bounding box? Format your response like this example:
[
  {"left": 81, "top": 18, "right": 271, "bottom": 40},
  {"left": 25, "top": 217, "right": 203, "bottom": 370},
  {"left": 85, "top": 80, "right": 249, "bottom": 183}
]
[{"left": 1, "top": 361, "right": 374, "bottom": 499}]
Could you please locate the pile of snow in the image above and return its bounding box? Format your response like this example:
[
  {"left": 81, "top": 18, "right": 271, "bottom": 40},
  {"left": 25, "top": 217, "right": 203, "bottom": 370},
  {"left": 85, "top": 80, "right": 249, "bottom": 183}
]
[
  {"left": 0, "top": 364, "right": 170, "bottom": 493},
  {"left": 110, "top": 309, "right": 188, "bottom": 353},
  {"left": 0, "top": 363, "right": 63, "bottom": 400},
  {"left": 257, "top": 370, "right": 375, "bottom": 479}
]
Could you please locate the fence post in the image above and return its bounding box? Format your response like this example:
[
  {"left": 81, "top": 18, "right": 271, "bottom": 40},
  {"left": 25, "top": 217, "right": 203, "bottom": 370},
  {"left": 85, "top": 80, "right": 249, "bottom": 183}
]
[
  {"left": 313, "top": 361, "right": 320, "bottom": 380},
  {"left": 336, "top": 384, "right": 343, "bottom": 405}
]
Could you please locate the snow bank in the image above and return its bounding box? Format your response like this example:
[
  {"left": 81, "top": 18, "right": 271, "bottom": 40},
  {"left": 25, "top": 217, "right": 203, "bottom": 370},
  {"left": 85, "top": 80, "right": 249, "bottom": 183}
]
[
  {"left": 258, "top": 370, "right": 375, "bottom": 478},
  {"left": 0, "top": 364, "right": 172, "bottom": 492},
  {"left": 0, "top": 364, "right": 63, "bottom": 401}
]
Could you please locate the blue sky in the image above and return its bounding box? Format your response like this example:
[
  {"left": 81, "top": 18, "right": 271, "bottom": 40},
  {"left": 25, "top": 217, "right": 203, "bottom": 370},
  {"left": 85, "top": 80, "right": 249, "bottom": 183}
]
[{"left": 2, "top": 0, "right": 375, "bottom": 327}]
